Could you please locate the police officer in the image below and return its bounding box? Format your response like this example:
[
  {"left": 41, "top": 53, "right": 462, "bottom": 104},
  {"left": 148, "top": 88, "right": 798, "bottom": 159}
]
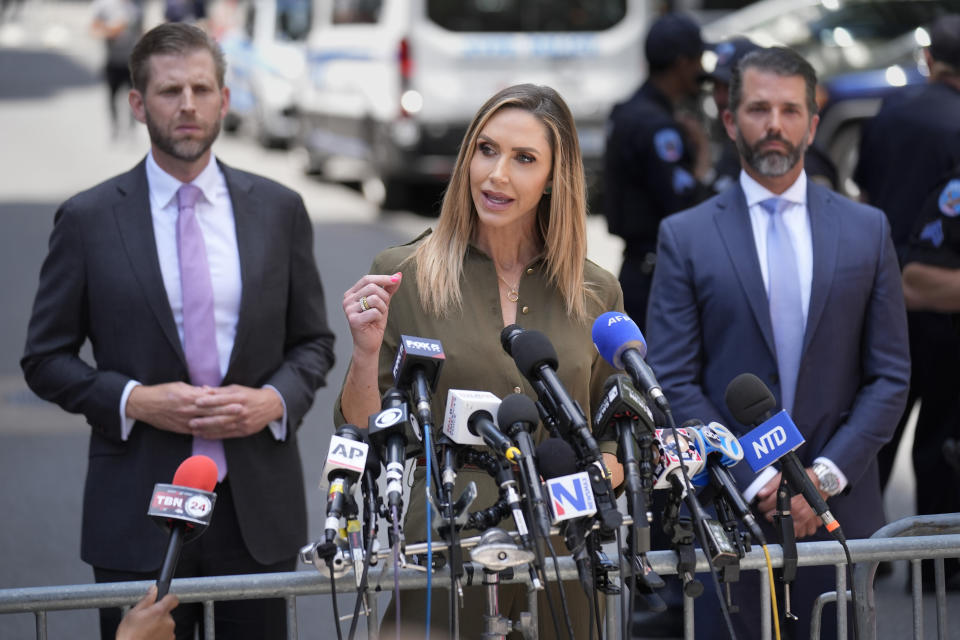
[
  {"left": 706, "top": 37, "right": 838, "bottom": 194},
  {"left": 854, "top": 13, "right": 960, "bottom": 588},
  {"left": 903, "top": 171, "right": 960, "bottom": 589},
  {"left": 604, "top": 12, "right": 713, "bottom": 330}
]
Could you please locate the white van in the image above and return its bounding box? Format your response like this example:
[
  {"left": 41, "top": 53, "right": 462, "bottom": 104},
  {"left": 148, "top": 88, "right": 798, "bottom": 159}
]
[
  {"left": 221, "top": 0, "right": 312, "bottom": 147},
  {"left": 295, "top": 0, "right": 650, "bottom": 208}
]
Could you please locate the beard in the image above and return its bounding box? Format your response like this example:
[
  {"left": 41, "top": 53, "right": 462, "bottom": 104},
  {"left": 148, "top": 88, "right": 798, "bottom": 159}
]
[
  {"left": 735, "top": 127, "right": 808, "bottom": 177},
  {"left": 145, "top": 109, "right": 222, "bottom": 163}
]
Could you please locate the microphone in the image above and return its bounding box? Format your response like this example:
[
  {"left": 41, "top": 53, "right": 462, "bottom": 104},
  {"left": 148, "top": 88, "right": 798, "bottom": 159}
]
[
  {"left": 591, "top": 311, "right": 670, "bottom": 413},
  {"left": 725, "top": 373, "right": 845, "bottom": 540},
  {"left": 497, "top": 394, "right": 552, "bottom": 539},
  {"left": 500, "top": 325, "right": 596, "bottom": 452},
  {"left": 654, "top": 429, "right": 738, "bottom": 568},
  {"left": 392, "top": 334, "right": 445, "bottom": 426},
  {"left": 686, "top": 422, "right": 767, "bottom": 546},
  {"left": 537, "top": 437, "right": 597, "bottom": 594},
  {"left": 147, "top": 455, "right": 218, "bottom": 599},
  {"left": 320, "top": 424, "right": 369, "bottom": 544},
  {"left": 441, "top": 390, "right": 520, "bottom": 462},
  {"left": 368, "top": 388, "right": 422, "bottom": 511}
]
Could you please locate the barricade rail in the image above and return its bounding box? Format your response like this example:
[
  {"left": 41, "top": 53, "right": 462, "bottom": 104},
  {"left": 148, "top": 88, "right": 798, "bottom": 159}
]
[{"left": 2, "top": 516, "right": 959, "bottom": 640}]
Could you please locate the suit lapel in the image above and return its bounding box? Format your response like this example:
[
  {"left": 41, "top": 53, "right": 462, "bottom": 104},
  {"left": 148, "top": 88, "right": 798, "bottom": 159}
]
[
  {"left": 220, "top": 162, "right": 263, "bottom": 380},
  {"left": 113, "top": 160, "right": 185, "bottom": 362},
  {"left": 714, "top": 187, "right": 777, "bottom": 357},
  {"left": 803, "top": 183, "right": 839, "bottom": 353}
]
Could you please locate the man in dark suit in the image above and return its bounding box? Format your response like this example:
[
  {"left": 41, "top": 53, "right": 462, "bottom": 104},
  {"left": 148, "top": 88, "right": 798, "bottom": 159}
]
[
  {"left": 646, "top": 47, "right": 909, "bottom": 640},
  {"left": 21, "top": 23, "right": 335, "bottom": 640}
]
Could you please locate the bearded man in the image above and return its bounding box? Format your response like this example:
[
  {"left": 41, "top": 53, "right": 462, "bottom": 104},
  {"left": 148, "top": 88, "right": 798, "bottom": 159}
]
[
  {"left": 22, "top": 22, "right": 335, "bottom": 640},
  {"left": 644, "top": 47, "right": 909, "bottom": 640}
]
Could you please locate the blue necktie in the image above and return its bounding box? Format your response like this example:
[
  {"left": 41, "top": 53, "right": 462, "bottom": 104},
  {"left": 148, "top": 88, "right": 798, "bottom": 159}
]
[{"left": 762, "top": 197, "right": 804, "bottom": 413}]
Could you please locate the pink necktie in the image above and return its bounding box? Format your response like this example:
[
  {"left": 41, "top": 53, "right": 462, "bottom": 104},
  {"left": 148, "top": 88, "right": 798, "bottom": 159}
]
[{"left": 177, "top": 184, "right": 227, "bottom": 481}]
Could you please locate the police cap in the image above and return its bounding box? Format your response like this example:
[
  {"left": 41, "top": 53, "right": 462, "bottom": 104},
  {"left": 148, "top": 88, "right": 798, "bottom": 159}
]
[
  {"left": 929, "top": 14, "right": 960, "bottom": 68},
  {"left": 706, "top": 37, "right": 761, "bottom": 84},
  {"left": 645, "top": 13, "right": 704, "bottom": 70}
]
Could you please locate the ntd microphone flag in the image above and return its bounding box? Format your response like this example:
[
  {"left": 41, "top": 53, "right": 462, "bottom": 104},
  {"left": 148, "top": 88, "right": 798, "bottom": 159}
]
[{"left": 739, "top": 410, "right": 805, "bottom": 473}]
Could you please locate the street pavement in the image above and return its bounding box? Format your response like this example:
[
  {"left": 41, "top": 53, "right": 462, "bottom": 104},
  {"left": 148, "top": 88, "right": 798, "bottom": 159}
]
[{"left": 0, "top": 2, "right": 953, "bottom": 638}]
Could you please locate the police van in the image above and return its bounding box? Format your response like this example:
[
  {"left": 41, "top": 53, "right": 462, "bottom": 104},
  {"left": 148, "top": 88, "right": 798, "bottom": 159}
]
[
  {"left": 221, "top": 0, "right": 313, "bottom": 147},
  {"left": 294, "top": 0, "right": 650, "bottom": 208}
]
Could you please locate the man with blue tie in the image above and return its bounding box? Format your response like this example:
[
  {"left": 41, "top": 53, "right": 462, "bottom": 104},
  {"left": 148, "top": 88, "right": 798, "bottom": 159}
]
[
  {"left": 22, "top": 23, "right": 335, "bottom": 640},
  {"left": 646, "top": 47, "right": 910, "bottom": 640}
]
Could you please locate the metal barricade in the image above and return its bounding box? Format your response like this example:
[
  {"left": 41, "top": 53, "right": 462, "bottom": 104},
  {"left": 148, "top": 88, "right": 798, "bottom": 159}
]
[{"left": 2, "top": 523, "right": 960, "bottom": 639}]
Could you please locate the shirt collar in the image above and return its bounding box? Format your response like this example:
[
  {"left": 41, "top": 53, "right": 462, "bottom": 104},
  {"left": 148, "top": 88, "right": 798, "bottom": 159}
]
[
  {"left": 145, "top": 151, "right": 221, "bottom": 209},
  {"left": 740, "top": 169, "right": 807, "bottom": 209}
]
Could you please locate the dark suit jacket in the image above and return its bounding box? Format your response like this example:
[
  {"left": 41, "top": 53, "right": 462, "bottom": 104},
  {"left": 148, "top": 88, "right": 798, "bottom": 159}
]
[
  {"left": 646, "top": 180, "right": 910, "bottom": 539},
  {"left": 22, "top": 159, "right": 336, "bottom": 571}
]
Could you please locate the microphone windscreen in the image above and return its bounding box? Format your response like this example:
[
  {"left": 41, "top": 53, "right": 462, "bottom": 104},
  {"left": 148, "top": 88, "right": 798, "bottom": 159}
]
[
  {"left": 510, "top": 330, "right": 559, "bottom": 378},
  {"left": 725, "top": 373, "right": 777, "bottom": 426},
  {"left": 497, "top": 394, "right": 540, "bottom": 432},
  {"left": 500, "top": 324, "right": 525, "bottom": 356},
  {"left": 591, "top": 312, "right": 647, "bottom": 370},
  {"left": 172, "top": 455, "right": 219, "bottom": 491},
  {"left": 536, "top": 437, "right": 579, "bottom": 479},
  {"left": 336, "top": 423, "right": 363, "bottom": 441}
]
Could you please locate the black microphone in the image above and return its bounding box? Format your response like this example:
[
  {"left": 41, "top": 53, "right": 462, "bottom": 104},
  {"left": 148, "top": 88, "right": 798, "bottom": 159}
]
[
  {"left": 725, "top": 373, "right": 845, "bottom": 542},
  {"left": 593, "top": 374, "right": 654, "bottom": 551},
  {"left": 497, "top": 394, "right": 552, "bottom": 539},
  {"left": 368, "top": 387, "right": 422, "bottom": 511},
  {"left": 392, "top": 334, "right": 445, "bottom": 426},
  {"left": 537, "top": 437, "right": 596, "bottom": 595},
  {"left": 147, "top": 455, "right": 218, "bottom": 599},
  {"left": 320, "top": 424, "right": 368, "bottom": 544},
  {"left": 501, "top": 325, "right": 623, "bottom": 535},
  {"left": 592, "top": 311, "right": 670, "bottom": 414}
]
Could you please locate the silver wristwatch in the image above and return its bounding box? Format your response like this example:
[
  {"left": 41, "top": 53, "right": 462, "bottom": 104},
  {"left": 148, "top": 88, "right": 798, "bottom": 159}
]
[{"left": 812, "top": 462, "right": 841, "bottom": 496}]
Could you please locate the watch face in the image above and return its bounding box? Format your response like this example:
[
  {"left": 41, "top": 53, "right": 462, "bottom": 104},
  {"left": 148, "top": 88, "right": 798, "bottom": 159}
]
[{"left": 816, "top": 465, "right": 839, "bottom": 494}]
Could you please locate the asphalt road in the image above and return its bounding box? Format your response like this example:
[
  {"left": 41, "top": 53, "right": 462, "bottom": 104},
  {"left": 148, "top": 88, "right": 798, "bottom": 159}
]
[{"left": 0, "top": 2, "right": 954, "bottom": 638}]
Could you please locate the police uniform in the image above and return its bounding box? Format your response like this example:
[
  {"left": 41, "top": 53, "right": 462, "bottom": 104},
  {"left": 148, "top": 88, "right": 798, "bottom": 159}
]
[
  {"left": 902, "top": 172, "right": 960, "bottom": 587},
  {"left": 851, "top": 30, "right": 960, "bottom": 548},
  {"left": 604, "top": 80, "right": 712, "bottom": 329}
]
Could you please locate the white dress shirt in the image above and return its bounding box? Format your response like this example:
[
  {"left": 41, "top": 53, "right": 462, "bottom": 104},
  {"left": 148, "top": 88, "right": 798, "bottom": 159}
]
[
  {"left": 738, "top": 170, "right": 847, "bottom": 501},
  {"left": 119, "top": 152, "right": 287, "bottom": 441}
]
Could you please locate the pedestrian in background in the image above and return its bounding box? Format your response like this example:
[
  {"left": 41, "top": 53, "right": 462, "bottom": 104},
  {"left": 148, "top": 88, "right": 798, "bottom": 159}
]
[
  {"left": 603, "top": 12, "right": 714, "bottom": 331},
  {"left": 854, "top": 15, "right": 960, "bottom": 587},
  {"left": 90, "top": 0, "right": 142, "bottom": 138},
  {"left": 22, "top": 22, "right": 335, "bottom": 639}
]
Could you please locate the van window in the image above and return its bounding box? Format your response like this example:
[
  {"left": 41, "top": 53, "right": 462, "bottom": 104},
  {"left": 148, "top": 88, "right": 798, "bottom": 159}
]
[
  {"left": 332, "top": 0, "right": 382, "bottom": 24},
  {"left": 427, "top": 0, "right": 627, "bottom": 32},
  {"left": 277, "top": 0, "right": 312, "bottom": 40}
]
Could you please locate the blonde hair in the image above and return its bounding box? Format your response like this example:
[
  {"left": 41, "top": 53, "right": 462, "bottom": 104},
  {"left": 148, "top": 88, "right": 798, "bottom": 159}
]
[{"left": 410, "top": 84, "right": 594, "bottom": 320}]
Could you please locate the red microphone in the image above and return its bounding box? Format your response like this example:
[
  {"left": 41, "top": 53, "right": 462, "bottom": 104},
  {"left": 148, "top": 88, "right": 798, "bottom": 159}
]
[{"left": 148, "top": 456, "right": 219, "bottom": 599}]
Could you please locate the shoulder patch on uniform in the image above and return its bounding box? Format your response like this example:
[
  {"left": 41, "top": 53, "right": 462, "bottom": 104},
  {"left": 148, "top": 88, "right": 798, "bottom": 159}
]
[
  {"left": 938, "top": 179, "right": 960, "bottom": 217},
  {"left": 672, "top": 167, "right": 695, "bottom": 194},
  {"left": 919, "top": 219, "right": 945, "bottom": 248},
  {"left": 654, "top": 128, "right": 683, "bottom": 163}
]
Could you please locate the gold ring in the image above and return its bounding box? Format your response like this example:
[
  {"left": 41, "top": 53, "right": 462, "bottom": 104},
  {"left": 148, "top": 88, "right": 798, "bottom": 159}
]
[{"left": 359, "top": 296, "right": 370, "bottom": 312}]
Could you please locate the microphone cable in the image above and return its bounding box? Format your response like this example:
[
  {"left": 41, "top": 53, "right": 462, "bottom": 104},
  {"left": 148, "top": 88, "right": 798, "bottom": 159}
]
[
  {"left": 761, "top": 544, "right": 782, "bottom": 640},
  {"left": 423, "top": 421, "right": 433, "bottom": 640}
]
